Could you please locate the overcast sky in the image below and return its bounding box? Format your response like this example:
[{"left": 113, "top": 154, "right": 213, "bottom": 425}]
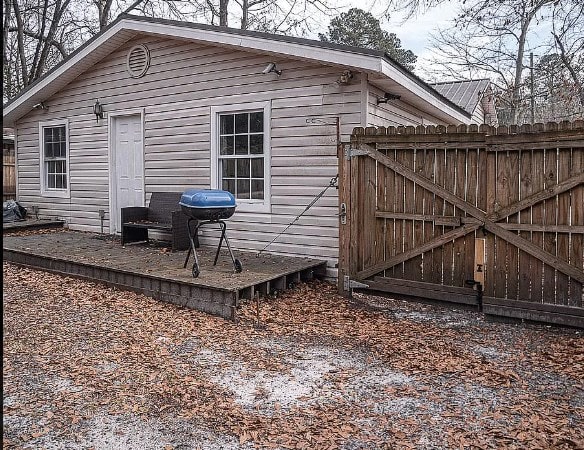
[
  {"left": 311, "top": 0, "right": 464, "bottom": 79},
  {"left": 378, "top": 1, "right": 462, "bottom": 76}
]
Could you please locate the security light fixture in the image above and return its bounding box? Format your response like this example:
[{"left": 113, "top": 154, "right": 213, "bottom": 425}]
[
  {"left": 93, "top": 99, "right": 104, "bottom": 123},
  {"left": 262, "top": 62, "right": 282, "bottom": 76},
  {"left": 377, "top": 92, "right": 401, "bottom": 104},
  {"left": 338, "top": 70, "right": 353, "bottom": 85},
  {"left": 33, "top": 102, "right": 48, "bottom": 110}
]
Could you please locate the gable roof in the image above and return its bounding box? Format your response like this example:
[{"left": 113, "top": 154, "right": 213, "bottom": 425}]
[
  {"left": 3, "top": 14, "right": 471, "bottom": 126},
  {"left": 429, "top": 79, "right": 492, "bottom": 115}
]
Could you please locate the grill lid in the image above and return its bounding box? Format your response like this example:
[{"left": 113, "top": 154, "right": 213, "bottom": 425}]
[{"left": 179, "top": 189, "right": 236, "bottom": 209}]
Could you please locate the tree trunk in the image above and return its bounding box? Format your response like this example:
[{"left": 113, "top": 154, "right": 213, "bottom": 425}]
[
  {"left": 220, "top": 0, "right": 229, "bottom": 26},
  {"left": 11, "top": 0, "right": 28, "bottom": 87},
  {"left": 554, "top": 33, "right": 584, "bottom": 107},
  {"left": 241, "top": 0, "right": 248, "bottom": 29},
  {"left": 512, "top": 20, "right": 529, "bottom": 125}
]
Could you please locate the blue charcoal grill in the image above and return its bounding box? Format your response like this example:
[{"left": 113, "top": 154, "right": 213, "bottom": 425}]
[{"left": 180, "top": 189, "right": 242, "bottom": 278}]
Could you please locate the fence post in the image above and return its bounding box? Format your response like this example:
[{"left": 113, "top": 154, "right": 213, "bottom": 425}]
[{"left": 337, "top": 142, "right": 351, "bottom": 295}]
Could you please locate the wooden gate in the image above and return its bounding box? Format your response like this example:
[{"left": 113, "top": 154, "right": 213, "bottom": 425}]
[{"left": 338, "top": 121, "right": 584, "bottom": 327}]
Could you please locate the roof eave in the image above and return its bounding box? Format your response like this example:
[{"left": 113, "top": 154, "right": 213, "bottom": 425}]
[
  {"left": 377, "top": 60, "right": 471, "bottom": 123},
  {"left": 3, "top": 19, "right": 135, "bottom": 126},
  {"left": 3, "top": 14, "right": 471, "bottom": 126}
]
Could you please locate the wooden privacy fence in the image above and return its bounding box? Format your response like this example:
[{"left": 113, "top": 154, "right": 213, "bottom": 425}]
[
  {"left": 3, "top": 151, "right": 16, "bottom": 202},
  {"left": 338, "top": 121, "right": 584, "bottom": 327}
]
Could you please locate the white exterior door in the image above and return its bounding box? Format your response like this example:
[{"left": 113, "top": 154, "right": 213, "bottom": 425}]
[{"left": 111, "top": 114, "right": 144, "bottom": 233}]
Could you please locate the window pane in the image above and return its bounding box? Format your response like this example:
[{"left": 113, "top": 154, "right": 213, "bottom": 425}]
[
  {"left": 249, "top": 135, "right": 263, "bottom": 154},
  {"left": 222, "top": 159, "right": 235, "bottom": 177},
  {"left": 236, "top": 159, "right": 250, "bottom": 178},
  {"left": 235, "top": 113, "right": 248, "bottom": 134},
  {"left": 46, "top": 166, "right": 55, "bottom": 188},
  {"left": 235, "top": 135, "right": 248, "bottom": 155},
  {"left": 251, "top": 180, "right": 264, "bottom": 199},
  {"left": 237, "top": 179, "right": 250, "bottom": 199},
  {"left": 220, "top": 136, "right": 234, "bottom": 155},
  {"left": 53, "top": 143, "right": 62, "bottom": 158},
  {"left": 56, "top": 126, "right": 66, "bottom": 142},
  {"left": 223, "top": 178, "right": 235, "bottom": 195},
  {"left": 251, "top": 158, "right": 263, "bottom": 178},
  {"left": 220, "top": 115, "right": 234, "bottom": 135},
  {"left": 44, "top": 142, "right": 53, "bottom": 158},
  {"left": 59, "top": 141, "right": 67, "bottom": 158},
  {"left": 44, "top": 128, "right": 52, "bottom": 143},
  {"left": 250, "top": 112, "right": 263, "bottom": 133}
]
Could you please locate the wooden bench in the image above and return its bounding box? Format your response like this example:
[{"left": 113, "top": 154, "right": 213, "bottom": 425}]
[{"left": 121, "top": 192, "right": 189, "bottom": 251}]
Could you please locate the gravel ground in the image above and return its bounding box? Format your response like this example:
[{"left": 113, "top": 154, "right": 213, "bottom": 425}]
[{"left": 3, "top": 262, "right": 583, "bottom": 450}]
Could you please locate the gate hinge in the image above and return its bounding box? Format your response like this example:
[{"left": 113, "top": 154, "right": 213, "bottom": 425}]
[
  {"left": 343, "top": 276, "right": 369, "bottom": 291},
  {"left": 344, "top": 146, "right": 369, "bottom": 160}
]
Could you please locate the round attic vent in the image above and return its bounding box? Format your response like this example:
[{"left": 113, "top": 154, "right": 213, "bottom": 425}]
[{"left": 126, "top": 44, "right": 150, "bottom": 78}]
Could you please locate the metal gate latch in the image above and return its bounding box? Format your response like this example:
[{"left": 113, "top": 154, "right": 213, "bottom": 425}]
[{"left": 338, "top": 203, "right": 347, "bottom": 224}]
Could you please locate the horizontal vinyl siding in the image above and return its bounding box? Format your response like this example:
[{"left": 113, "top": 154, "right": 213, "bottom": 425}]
[
  {"left": 367, "top": 84, "right": 446, "bottom": 127},
  {"left": 471, "top": 104, "right": 484, "bottom": 125},
  {"left": 15, "top": 35, "right": 364, "bottom": 266}
]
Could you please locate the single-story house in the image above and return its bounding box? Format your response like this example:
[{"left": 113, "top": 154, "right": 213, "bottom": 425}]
[
  {"left": 429, "top": 79, "right": 499, "bottom": 127},
  {"left": 3, "top": 14, "right": 476, "bottom": 277}
]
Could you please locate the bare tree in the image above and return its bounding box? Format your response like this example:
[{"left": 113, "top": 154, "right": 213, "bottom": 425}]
[
  {"left": 2, "top": 0, "right": 193, "bottom": 102},
  {"left": 425, "top": 0, "right": 558, "bottom": 124},
  {"left": 551, "top": 0, "right": 584, "bottom": 107},
  {"left": 3, "top": 0, "right": 73, "bottom": 100}
]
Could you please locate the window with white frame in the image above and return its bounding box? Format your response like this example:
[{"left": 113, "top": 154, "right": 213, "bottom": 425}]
[
  {"left": 40, "top": 121, "right": 69, "bottom": 197},
  {"left": 211, "top": 102, "right": 270, "bottom": 212}
]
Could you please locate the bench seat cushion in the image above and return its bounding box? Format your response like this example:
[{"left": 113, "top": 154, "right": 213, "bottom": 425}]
[{"left": 123, "top": 221, "right": 171, "bottom": 231}]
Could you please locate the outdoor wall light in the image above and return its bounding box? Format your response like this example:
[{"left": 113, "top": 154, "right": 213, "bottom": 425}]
[
  {"left": 33, "top": 102, "right": 48, "bottom": 110},
  {"left": 93, "top": 99, "right": 104, "bottom": 122},
  {"left": 262, "top": 62, "right": 282, "bottom": 76},
  {"left": 338, "top": 70, "right": 353, "bottom": 85},
  {"left": 377, "top": 92, "right": 401, "bottom": 104}
]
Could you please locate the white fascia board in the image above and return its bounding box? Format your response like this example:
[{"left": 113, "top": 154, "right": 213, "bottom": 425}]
[
  {"left": 122, "top": 19, "right": 384, "bottom": 73},
  {"left": 380, "top": 60, "right": 469, "bottom": 124},
  {"left": 3, "top": 22, "right": 128, "bottom": 124}
]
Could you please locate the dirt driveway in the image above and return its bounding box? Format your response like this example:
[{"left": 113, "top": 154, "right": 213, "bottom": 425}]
[{"left": 3, "top": 263, "right": 583, "bottom": 449}]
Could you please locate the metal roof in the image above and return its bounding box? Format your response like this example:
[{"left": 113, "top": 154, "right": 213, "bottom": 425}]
[{"left": 429, "top": 79, "right": 491, "bottom": 115}]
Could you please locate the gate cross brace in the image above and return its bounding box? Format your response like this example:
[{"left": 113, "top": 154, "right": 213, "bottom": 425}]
[{"left": 354, "top": 143, "right": 584, "bottom": 283}]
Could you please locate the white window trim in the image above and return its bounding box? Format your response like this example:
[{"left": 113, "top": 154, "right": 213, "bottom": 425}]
[
  {"left": 210, "top": 101, "right": 271, "bottom": 213},
  {"left": 39, "top": 119, "right": 70, "bottom": 198}
]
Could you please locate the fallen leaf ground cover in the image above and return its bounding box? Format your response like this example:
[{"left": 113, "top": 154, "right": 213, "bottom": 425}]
[{"left": 3, "top": 262, "right": 583, "bottom": 449}]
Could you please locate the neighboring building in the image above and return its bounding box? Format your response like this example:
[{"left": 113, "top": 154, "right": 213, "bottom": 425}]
[
  {"left": 3, "top": 130, "right": 16, "bottom": 201},
  {"left": 430, "top": 79, "right": 499, "bottom": 127},
  {"left": 3, "top": 14, "right": 475, "bottom": 275}
]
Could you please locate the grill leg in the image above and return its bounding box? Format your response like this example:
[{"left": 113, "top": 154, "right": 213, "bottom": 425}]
[
  {"left": 220, "top": 224, "right": 242, "bottom": 273},
  {"left": 183, "top": 218, "right": 197, "bottom": 268},
  {"left": 190, "top": 221, "right": 204, "bottom": 277},
  {"left": 213, "top": 221, "right": 227, "bottom": 266},
  {"left": 184, "top": 218, "right": 203, "bottom": 279}
]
